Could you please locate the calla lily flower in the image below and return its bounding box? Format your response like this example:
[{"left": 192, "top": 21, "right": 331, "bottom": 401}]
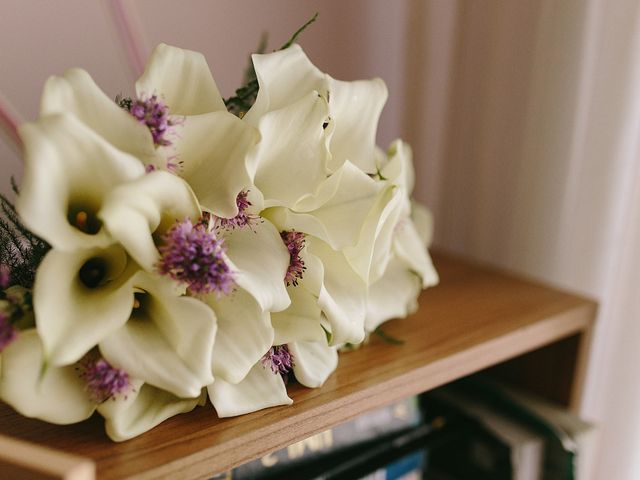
[
  {"left": 209, "top": 339, "right": 337, "bottom": 418},
  {"left": 0, "top": 329, "right": 204, "bottom": 441},
  {"left": 136, "top": 43, "right": 260, "bottom": 218},
  {"left": 16, "top": 114, "right": 145, "bottom": 252},
  {"left": 98, "top": 170, "right": 201, "bottom": 272},
  {"left": 98, "top": 379, "right": 206, "bottom": 442},
  {"left": 99, "top": 272, "right": 216, "bottom": 399},
  {"left": 363, "top": 141, "right": 439, "bottom": 331},
  {"left": 0, "top": 330, "right": 95, "bottom": 424},
  {"left": 40, "top": 67, "right": 160, "bottom": 167},
  {"left": 33, "top": 244, "right": 137, "bottom": 366},
  {"left": 244, "top": 44, "right": 388, "bottom": 174}
]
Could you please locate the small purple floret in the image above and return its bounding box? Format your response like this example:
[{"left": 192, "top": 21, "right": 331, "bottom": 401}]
[
  {"left": 262, "top": 345, "right": 294, "bottom": 377},
  {"left": 128, "top": 94, "right": 180, "bottom": 148},
  {"left": 157, "top": 219, "right": 235, "bottom": 295},
  {"left": 216, "top": 190, "right": 260, "bottom": 230},
  {"left": 77, "top": 352, "right": 130, "bottom": 403},
  {"left": 0, "top": 313, "right": 17, "bottom": 352},
  {"left": 281, "top": 230, "right": 306, "bottom": 286}
]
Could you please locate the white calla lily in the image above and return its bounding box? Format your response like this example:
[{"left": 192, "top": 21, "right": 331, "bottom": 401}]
[
  {"left": 289, "top": 340, "right": 338, "bottom": 388},
  {"left": 34, "top": 245, "right": 137, "bottom": 366},
  {"left": 206, "top": 288, "right": 273, "bottom": 385},
  {"left": 17, "top": 114, "right": 145, "bottom": 251},
  {"left": 99, "top": 272, "right": 216, "bottom": 398},
  {"left": 209, "top": 362, "right": 292, "bottom": 418},
  {"left": 221, "top": 219, "right": 290, "bottom": 313},
  {"left": 98, "top": 379, "right": 205, "bottom": 442},
  {"left": 271, "top": 286, "right": 326, "bottom": 345},
  {"left": 136, "top": 43, "right": 226, "bottom": 115},
  {"left": 0, "top": 330, "right": 95, "bottom": 424},
  {"left": 245, "top": 44, "right": 387, "bottom": 173},
  {"left": 251, "top": 91, "right": 330, "bottom": 207},
  {"left": 99, "top": 171, "right": 201, "bottom": 272},
  {"left": 135, "top": 43, "right": 260, "bottom": 216},
  {"left": 40, "top": 68, "right": 159, "bottom": 166}
]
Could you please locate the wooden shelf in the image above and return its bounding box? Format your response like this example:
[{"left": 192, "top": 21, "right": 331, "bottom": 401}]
[{"left": 0, "top": 252, "right": 597, "bottom": 480}]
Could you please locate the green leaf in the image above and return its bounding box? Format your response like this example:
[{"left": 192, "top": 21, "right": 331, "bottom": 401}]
[{"left": 374, "top": 326, "right": 405, "bottom": 346}]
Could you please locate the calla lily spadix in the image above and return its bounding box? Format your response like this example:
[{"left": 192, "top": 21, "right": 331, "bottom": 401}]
[{"left": 16, "top": 114, "right": 145, "bottom": 252}]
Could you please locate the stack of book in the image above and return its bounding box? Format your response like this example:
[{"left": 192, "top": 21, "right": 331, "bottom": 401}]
[{"left": 210, "top": 377, "right": 596, "bottom": 480}]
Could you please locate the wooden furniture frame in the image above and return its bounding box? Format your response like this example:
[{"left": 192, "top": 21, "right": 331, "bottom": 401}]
[{"left": 0, "top": 252, "right": 597, "bottom": 479}]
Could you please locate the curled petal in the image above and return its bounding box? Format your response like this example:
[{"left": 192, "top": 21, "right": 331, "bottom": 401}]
[
  {"left": 223, "top": 219, "right": 291, "bottom": 313},
  {"left": 289, "top": 340, "right": 338, "bottom": 388},
  {"left": 40, "top": 68, "right": 159, "bottom": 165},
  {"left": 206, "top": 288, "right": 274, "bottom": 384},
  {"left": 17, "top": 114, "right": 145, "bottom": 251},
  {"left": 394, "top": 218, "right": 439, "bottom": 289},
  {"left": 209, "top": 362, "right": 292, "bottom": 418},
  {"left": 34, "top": 245, "right": 137, "bottom": 366},
  {"left": 411, "top": 202, "right": 435, "bottom": 248},
  {"left": 136, "top": 43, "right": 226, "bottom": 115},
  {"left": 99, "top": 171, "right": 201, "bottom": 272},
  {"left": 271, "top": 286, "right": 326, "bottom": 345},
  {"left": 252, "top": 92, "right": 330, "bottom": 208},
  {"left": 175, "top": 112, "right": 259, "bottom": 217},
  {"left": 98, "top": 379, "right": 204, "bottom": 442},
  {"left": 0, "top": 330, "right": 95, "bottom": 424},
  {"left": 365, "top": 259, "right": 422, "bottom": 332},
  {"left": 307, "top": 240, "right": 367, "bottom": 345},
  {"left": 99, "top": 272, "right": 216, "bottom": 398}
]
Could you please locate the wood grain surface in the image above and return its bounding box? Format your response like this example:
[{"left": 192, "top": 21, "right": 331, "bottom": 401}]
[{"left": 0, "top": 251, "right": 597, "bottom": 479}]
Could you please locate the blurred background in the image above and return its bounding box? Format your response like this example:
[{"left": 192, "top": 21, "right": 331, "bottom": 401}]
[{"left": 1, "top": 1, "right": 639, "bottom": 478}]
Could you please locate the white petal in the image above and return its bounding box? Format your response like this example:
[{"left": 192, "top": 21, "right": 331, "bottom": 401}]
[
  {"left": 99, "top": 272, "right": 216, "bottom": 398},
  {"left": 16, "top": 114, "right": 145, "bottom": 251},
  {"left": 394, "top": 219, "right": 439, "bottom": 289},
  {"left": 365, "top": 259, "right": 422, "bottom": 332},
  {"left": 411, "top": 202, "right": 435, "bottom": 247},
  {"left": 206, "top": 288, "right": 274, "bottom": 384},
  {"left": 34, "top": 246, "right": 137, "bottom": 366},
  {"left": 264, "top": 162, "right": 383, "bottom": 251},
  {"left": 175, "top": 112, "right": 259, "bottom": 217},
  {"left": 344, "top": 186, "right": 404, "bottom": 284},
  {"left": 136, "top": 43, "right": 226, "bottom": 115},
  {"left": 244, "top": 44, "right": 328, "bottom": 125},
  {"left": 209, "top": 362, "right": 292, "bottom": 418},
  {"left": 271, "top": 286, "right": 325, "bottom": 345},
  {"left": 98, "top": 380, "right": 203, "bottom": 442},
  {"left": 307, "top": 240, "right": 367, "bottom": 345},
  {"left": 223, "top": 219, "right": 290, "bottom": 312},
  {"left": 325, "top": 77, "right": 388, "bottom": 173},
  {"left": 40, "top": 68, "right": 158, "bottom": 165},
  {"left": 99, "top": 171, "right": 201, "bottom": 272},
  {"left": 380, "top": 140, "right": 415, "bottom": 195},
  {"left": 289, "top": 340, "right": 338, "bottom": 388},
  {"left": 0, "top": 330, "right": 95, "bottom": 424},
  {"left": 252, "top": 91, "right": 330, "bottom": 207}
]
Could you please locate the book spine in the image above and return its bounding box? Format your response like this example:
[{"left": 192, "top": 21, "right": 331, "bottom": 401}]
[{"left": 212, "top": 396, "right": 422, "bottom": 480}]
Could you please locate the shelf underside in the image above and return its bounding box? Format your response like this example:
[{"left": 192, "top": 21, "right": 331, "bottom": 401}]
[{"left": 0, "top": 252, "right": 596, "bottom": 479}]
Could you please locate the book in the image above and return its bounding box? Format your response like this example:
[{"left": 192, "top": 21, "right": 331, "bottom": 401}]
[
  {"left": 423, "top": 388, "right": 545, "bottom": 480},
  {"left": 447, "top": 377, "right": 596, "bottom": 480},
  {"left": 210, "top": 396, "right": 423, "bottom": 480}
]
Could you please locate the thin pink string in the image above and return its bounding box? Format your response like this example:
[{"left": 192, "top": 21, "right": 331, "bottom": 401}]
[
  {"left": 110, "top": 0, "right": 145, "bottom": 77},
  {"left": 0, "top": 96, "right": 22, "bottom": 151}
]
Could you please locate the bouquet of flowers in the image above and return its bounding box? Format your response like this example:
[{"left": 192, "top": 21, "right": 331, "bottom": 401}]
[{"left": 0, "top": 22, "right": 438, "bottom": 441}]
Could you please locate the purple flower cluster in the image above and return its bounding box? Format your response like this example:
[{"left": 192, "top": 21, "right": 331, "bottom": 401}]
[
  {"left": 157, "top": 219, "right": 235, "bottom": 295},
  {"left": 216, "top": 190, "right": 260, "bottom": 230},
  {"left": 262, "top": 345, "right": 294, "bottom": 376},
  {"left": 281, "top": 230, "right": 306, "bottom": 287},
  {"left": 128, "top": 94, "right": 180, "bottom": 148},
  {"left": 77, "top": 352, "right": 130, "bottom": 403},
  {"left": 0, "top": 312, "right": 17, "bottom": 352}
]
